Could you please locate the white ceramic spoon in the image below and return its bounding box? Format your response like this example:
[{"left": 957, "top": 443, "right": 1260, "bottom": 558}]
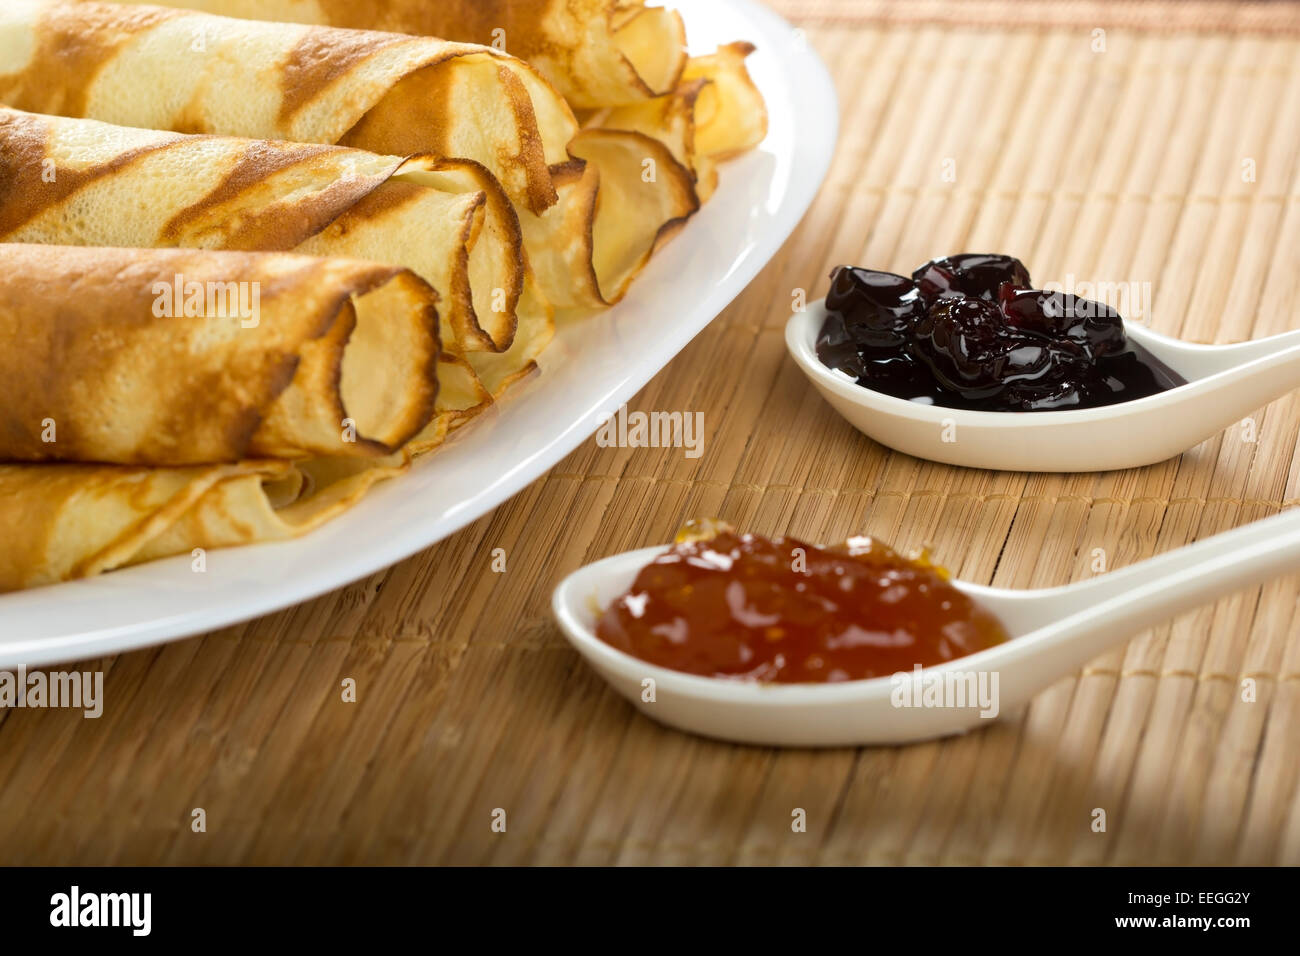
[
  {"left": 786, "top": 299, "right": 1300, "bottom": 472},
  {"left": 552, "top": 509, "right": 1300, "bottom": 746}
]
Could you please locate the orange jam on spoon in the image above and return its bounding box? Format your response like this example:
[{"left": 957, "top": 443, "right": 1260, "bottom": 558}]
[{"left": 595, "top": 520, "right": 1009, "bottom": 683}]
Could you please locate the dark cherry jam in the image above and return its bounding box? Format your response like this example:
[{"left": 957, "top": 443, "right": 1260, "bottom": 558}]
[
  {"left": 594, "top": 520, "right": 1009, "bottom": 683},
  {"left": 815, "top": 255, "right": 1186, "bottom": 412}
]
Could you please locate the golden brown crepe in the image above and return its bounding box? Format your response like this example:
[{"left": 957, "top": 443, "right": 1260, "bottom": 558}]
[
  {"left": 525, "top": 129, "right": 697, "bottom": 309},
  {"left": 0, "top": 105, "right": 549, "bottom": 428},
  {"left": 681, "top": 46, "right": 769, "bottom": 161},
  {"left": 98, "top": 0, "right": 690, "bottom": 109},
  {"left": 529, "top": 44, "right": 767, "bottom": 304},
  {"left": 468, "top": 272, "right": 554, "bottom": 396},
  {"left": 591, "top": 43, "right": 769, "bottom": 204},
  {"left": 0, "top": 457, "right": 404, "bottom": 591},
  {"left": 0, "top": 0, "right": 577, "bottom": 215},
  {"left": 0, "top": 244, "right": 441, "bottom": 465},
  {"left": 0, "top": 1, "right": 705, "bottom": 311}
]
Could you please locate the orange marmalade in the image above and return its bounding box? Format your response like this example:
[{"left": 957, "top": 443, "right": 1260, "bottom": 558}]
[{"left": 595, "top": 521, "right": 1009, "bottom": 683}]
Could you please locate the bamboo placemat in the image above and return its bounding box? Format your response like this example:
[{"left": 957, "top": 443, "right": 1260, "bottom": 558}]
[{"left": 2, "top": 0, "right": 1299, "bottom": 866}]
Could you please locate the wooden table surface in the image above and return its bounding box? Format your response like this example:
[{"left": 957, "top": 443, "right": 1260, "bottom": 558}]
[{"left": 3, "top": 0, "right": 1299, "bottom": 865}]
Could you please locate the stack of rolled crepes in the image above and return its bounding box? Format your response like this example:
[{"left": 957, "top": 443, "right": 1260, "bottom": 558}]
[
  {"left": 0, "top": 0, "right": 766, "bottom": 591},
  {"left": 0, "top": 243, "right": 443, "bottom": 589}
]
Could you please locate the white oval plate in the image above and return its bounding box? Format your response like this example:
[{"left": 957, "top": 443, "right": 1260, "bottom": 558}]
[{"left": 0, "top": 0, "right": 839, "bottom": 668}]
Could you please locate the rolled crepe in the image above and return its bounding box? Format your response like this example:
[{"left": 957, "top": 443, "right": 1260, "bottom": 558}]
[
  {"left": 0, "top": 2, "right": 704, "bottom": 312},
  {"left": 97, "top": 0, "right": 689, "bottom": 109},
  {"left": 527, "top": 39, "right": 774, "bottom": 306},
  {"left": 592, "top": 43, "right": 768, "bottom": 204},
  {"left": 525, "top": 130, "right": 698, "bottom": 309},
  {"left": 0, "top": 244, "right": 442, "bottom": 466},
  {"left": 0, "top": 0, "right": 578, "bottom": 215},
  {"left": 0, "top": 106, "right": 550, "bottom": 427},
  {"left": 0, "top": 457, "right": 403, "bottom": 591}
]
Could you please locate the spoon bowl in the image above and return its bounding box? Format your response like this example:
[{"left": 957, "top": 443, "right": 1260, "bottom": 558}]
[
  {"left": 552, "top": 510, "right": 1300, "bottom": 746},
  {"left": 786, "top": 299, "right": 1300, "bottom": 472}
]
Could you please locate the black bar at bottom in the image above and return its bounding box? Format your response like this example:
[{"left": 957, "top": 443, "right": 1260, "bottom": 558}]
[{"left": 0, "top": 865, "right": 1280, "bottom": 942}]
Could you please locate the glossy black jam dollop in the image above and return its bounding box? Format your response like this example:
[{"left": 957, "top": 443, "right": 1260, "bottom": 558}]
[{"left": 815, "top": 255, "right": 1187, "bottom": 412}]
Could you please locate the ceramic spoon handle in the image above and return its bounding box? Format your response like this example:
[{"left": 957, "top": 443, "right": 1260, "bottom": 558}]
[
  {"left": 1164, "top": 327, "right": 1300, "bottom": 378},
  {"left": 1037, "top": 508, "right": 1300, "bottom": 623},
  {"left": 1208, "top": 328, "right": 1300, "bottom": 365},
  {"left": 972, "top": 511, "right": 1300, "bottom": 723}
]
